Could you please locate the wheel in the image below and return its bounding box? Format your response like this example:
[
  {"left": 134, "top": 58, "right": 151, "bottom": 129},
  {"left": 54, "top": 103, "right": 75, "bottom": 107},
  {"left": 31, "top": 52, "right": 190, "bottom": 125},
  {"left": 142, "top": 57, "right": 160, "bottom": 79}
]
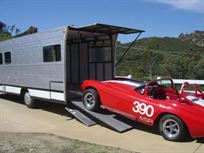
[
  {"left": 24, "top": 91, "right": 36, "bottom": 108},
  {"left": 159, "top": 114, "right": 187, "bottom": 141},
  {"left": 82, "top": 88, "right": 101, "bottom": 111}
]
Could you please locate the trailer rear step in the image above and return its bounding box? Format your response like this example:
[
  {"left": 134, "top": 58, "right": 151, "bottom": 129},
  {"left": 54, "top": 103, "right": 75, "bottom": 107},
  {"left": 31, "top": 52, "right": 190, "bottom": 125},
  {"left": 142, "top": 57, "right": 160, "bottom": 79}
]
[
  {"left": 71, "top": 101, "right": 133, "bottom": 133},
  {"left": 65, "top": 107, "right": 96, "bottom": 126}
]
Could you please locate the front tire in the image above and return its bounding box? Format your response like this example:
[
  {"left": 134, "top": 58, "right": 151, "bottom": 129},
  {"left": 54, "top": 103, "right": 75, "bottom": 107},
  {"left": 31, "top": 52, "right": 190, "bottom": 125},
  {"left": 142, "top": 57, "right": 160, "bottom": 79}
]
[
  {"left": 159, "top": 114, "right": 187, "bottom": 141},
  {"left": 82, "top": 88, "right": 100, "bottom": 111},
  {"left": 24, "top": 91, "right": 36, "bottom": 108}
]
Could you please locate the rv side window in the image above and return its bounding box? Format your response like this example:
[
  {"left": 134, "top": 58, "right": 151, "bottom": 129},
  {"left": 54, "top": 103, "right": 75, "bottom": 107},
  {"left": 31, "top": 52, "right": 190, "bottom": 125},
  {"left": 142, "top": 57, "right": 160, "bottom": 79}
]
[
  {"left": 0, "top": 53, "right": 2, "bottom": 64},
  {"left": 89, "top": 47, "right": 111, "bottom": 63},
  {"left": 43, "top": 44, "right": 61, "bottom": 62},
  {"left": 4, "top": 52, "right": 11, "bottom": 64}
]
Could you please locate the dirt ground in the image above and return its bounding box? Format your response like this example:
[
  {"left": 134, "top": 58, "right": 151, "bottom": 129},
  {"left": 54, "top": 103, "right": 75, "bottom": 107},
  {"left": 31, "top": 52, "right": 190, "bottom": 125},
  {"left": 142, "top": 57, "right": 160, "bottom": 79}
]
[{"left": 0, "top": 132, "right": 135, "bottom": 153}]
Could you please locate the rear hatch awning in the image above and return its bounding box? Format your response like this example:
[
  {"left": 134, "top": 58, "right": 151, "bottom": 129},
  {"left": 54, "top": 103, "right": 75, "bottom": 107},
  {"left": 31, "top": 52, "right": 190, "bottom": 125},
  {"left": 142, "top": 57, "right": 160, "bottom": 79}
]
[{"left": 68, "top": 23, "right": 145, "bottom": 34}]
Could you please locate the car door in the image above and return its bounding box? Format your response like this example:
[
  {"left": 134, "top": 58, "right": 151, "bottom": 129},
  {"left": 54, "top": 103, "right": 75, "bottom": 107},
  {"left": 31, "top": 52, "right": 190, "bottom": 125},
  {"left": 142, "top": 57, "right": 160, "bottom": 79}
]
[
  {"left": 101, "top": 82, "right": 137, "bottom": 119},
  {"left": 128, "top": 91, "right": 162, "bottom": 125}
]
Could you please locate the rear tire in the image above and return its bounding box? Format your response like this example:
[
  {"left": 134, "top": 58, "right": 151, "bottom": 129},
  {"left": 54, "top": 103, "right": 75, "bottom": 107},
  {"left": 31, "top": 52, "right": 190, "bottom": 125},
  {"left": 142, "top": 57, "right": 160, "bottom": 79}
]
[
  {"left": 159, "top": 114, "right": 186, "bottom": 141},
  {"left": 82, "top": 88, "right": 101, "bottom": 111},
  {"left": 24, "top": 91, "right": 36, "bottom": 108}
]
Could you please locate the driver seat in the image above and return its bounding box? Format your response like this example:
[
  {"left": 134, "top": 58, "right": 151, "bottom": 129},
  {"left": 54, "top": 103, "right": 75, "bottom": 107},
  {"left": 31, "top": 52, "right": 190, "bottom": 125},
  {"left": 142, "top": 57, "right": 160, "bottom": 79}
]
[{"left": 152, "top": 86, "right": 166, "bottom": 100}]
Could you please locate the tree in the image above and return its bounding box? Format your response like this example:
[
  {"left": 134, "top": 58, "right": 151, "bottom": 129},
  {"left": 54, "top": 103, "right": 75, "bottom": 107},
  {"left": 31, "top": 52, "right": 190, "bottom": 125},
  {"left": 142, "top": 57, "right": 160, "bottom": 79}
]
[
  {"left": 0, "top": 21, "right": 5, "bottom": 32},
  {"left": 0, "top": 21, "right": 12, "bottom": 41},
  {"left": 140, "top": 49, "right": 164, "bottom": 78},
  {"left": 163, "top": 49, "right": 201, "bottom": 79},
  {"left": 193, "top": 59, "right": 204, "bottom": 79}
]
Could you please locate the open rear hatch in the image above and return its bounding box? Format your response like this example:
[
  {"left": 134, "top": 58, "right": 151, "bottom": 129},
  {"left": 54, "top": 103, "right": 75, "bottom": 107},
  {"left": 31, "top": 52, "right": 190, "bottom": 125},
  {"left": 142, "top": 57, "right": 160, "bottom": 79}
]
[
  {"left": 69, "top": 23, "right": 144, "bottom": 34},
  {"left": 69, "top": 23, "right": 145, "bottom": 67}
]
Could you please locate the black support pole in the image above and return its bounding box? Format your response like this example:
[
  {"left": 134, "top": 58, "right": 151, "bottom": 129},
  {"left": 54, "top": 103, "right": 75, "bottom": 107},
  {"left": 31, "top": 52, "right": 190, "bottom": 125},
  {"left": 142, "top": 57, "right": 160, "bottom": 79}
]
[{"left": 115, "top": 32, "right": 142, "bottom": 67}]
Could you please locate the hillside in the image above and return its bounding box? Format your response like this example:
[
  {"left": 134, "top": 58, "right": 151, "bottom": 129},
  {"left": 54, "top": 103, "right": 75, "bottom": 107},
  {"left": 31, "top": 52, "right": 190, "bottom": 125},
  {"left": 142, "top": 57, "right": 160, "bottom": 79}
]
[
  {"left": 0, "top": 21, "right": 37, "bottom": 41},
  {"left": 135, "top": 37, "right": 203, "bottom": 53},
  {"left": 116, "top": 32, "right": 204, "bottom": 80},
  {"left": 121, "top": 36, "right": 204, "bottom": 53},
  {"left": 0, "top": 32, "right": 11, "bottom": 41},
  {"left": 179, "top": 30, "right": 204, "bottom": 47}
]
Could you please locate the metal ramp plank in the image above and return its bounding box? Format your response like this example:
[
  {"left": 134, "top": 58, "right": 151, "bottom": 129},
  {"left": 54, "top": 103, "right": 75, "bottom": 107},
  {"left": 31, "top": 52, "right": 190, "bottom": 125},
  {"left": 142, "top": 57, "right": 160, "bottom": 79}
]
[
  {"left": 65, "top": 107, "right": 96, "bottom": 126},
  {"left": 71, "top": 101, "right": 133, "bottom": 132}
]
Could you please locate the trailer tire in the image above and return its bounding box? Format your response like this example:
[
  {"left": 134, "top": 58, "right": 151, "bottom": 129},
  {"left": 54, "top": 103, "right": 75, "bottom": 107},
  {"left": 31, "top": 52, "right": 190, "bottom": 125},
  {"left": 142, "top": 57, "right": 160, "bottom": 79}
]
[
  {"left": 83, "top": 88, "right": 101, "bottom": 111},
  {"left": 24, "top": 91, "right": 36, "bottom": 108}
]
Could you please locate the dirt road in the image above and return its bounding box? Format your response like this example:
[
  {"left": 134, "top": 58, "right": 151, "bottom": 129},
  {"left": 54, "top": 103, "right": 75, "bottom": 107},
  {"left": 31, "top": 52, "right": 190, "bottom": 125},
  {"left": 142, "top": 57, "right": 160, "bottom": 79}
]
[{"left": 0, "top": 94, "right": 203, "bottom": 153}]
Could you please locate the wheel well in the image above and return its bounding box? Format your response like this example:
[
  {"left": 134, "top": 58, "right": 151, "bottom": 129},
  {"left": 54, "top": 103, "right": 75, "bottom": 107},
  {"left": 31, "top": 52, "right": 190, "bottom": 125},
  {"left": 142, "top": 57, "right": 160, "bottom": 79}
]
[
  {"left": 84, "top": 86, "right": 98, "bottom": 93},
  {"left": 20, "top": 88, "right": 28, "bottom": 97},
  {"left": 154, "top": 112, "right": 184, "bottom": 125},
  {"left": 154, "top": 112, "right": 168, "bottom": 126}
]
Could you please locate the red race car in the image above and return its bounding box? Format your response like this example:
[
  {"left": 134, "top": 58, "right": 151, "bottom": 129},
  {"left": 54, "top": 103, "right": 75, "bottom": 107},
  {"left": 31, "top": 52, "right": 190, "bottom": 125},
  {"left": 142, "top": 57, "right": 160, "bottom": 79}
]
[{"left": 81, "top": 78, "right": 204, "bottom": 141}]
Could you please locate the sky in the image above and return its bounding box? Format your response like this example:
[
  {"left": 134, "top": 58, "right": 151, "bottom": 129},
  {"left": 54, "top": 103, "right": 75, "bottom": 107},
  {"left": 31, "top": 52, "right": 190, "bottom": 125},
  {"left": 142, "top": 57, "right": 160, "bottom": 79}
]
[{"left": 0, "top": 0, "right": 204, "bottom": 42}]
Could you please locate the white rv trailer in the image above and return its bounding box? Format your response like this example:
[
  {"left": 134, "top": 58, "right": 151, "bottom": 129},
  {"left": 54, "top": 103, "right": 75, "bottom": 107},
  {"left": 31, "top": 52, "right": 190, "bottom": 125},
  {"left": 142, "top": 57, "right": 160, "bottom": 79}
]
[{"left": 0, "top": 23, "right": 144, "bottom": 108}]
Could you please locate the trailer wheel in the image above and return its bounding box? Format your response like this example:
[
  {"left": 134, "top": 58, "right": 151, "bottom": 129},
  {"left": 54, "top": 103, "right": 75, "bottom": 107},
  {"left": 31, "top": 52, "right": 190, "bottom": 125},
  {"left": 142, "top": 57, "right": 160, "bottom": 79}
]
[
  {"left": 83, "top": 88, "right": 100, "bottom": 111},
  {"left": 24, "top": 91, "right": 36, "bottom": 108}
]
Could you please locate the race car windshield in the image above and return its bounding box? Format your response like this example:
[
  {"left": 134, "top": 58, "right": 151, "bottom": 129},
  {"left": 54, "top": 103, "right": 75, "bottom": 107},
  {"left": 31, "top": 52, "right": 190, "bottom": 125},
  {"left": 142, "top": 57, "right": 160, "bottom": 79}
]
[
  {"left": 156, "top": 79, "right": 173, "bottom": 88},
  {"left": 186, "top": 95, "right": 204, "bottom": 107}
]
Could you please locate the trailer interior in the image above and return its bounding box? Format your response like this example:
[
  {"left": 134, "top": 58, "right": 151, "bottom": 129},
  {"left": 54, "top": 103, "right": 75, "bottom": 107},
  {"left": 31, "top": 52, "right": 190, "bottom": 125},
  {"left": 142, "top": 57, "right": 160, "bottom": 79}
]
[{"left": 66, "top": 23, "right": 144, "bottom": 94}]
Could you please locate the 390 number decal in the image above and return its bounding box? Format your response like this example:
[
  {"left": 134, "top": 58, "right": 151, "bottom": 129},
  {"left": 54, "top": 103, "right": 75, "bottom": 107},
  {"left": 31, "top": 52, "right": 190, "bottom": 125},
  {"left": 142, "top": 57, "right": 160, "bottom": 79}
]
[{"left": 132, "top": 101, "right": 154, "bottom": 117}]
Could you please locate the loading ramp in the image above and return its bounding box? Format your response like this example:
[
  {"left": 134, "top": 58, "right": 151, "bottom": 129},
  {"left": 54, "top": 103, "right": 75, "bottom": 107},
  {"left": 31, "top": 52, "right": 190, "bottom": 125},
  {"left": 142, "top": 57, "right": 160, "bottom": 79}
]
[
  {"left": 65, "top": 101, "right": 133, "bottom": 133},
  {"left": 65, "top": 107, "right": 96, "bottom": 126}
]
